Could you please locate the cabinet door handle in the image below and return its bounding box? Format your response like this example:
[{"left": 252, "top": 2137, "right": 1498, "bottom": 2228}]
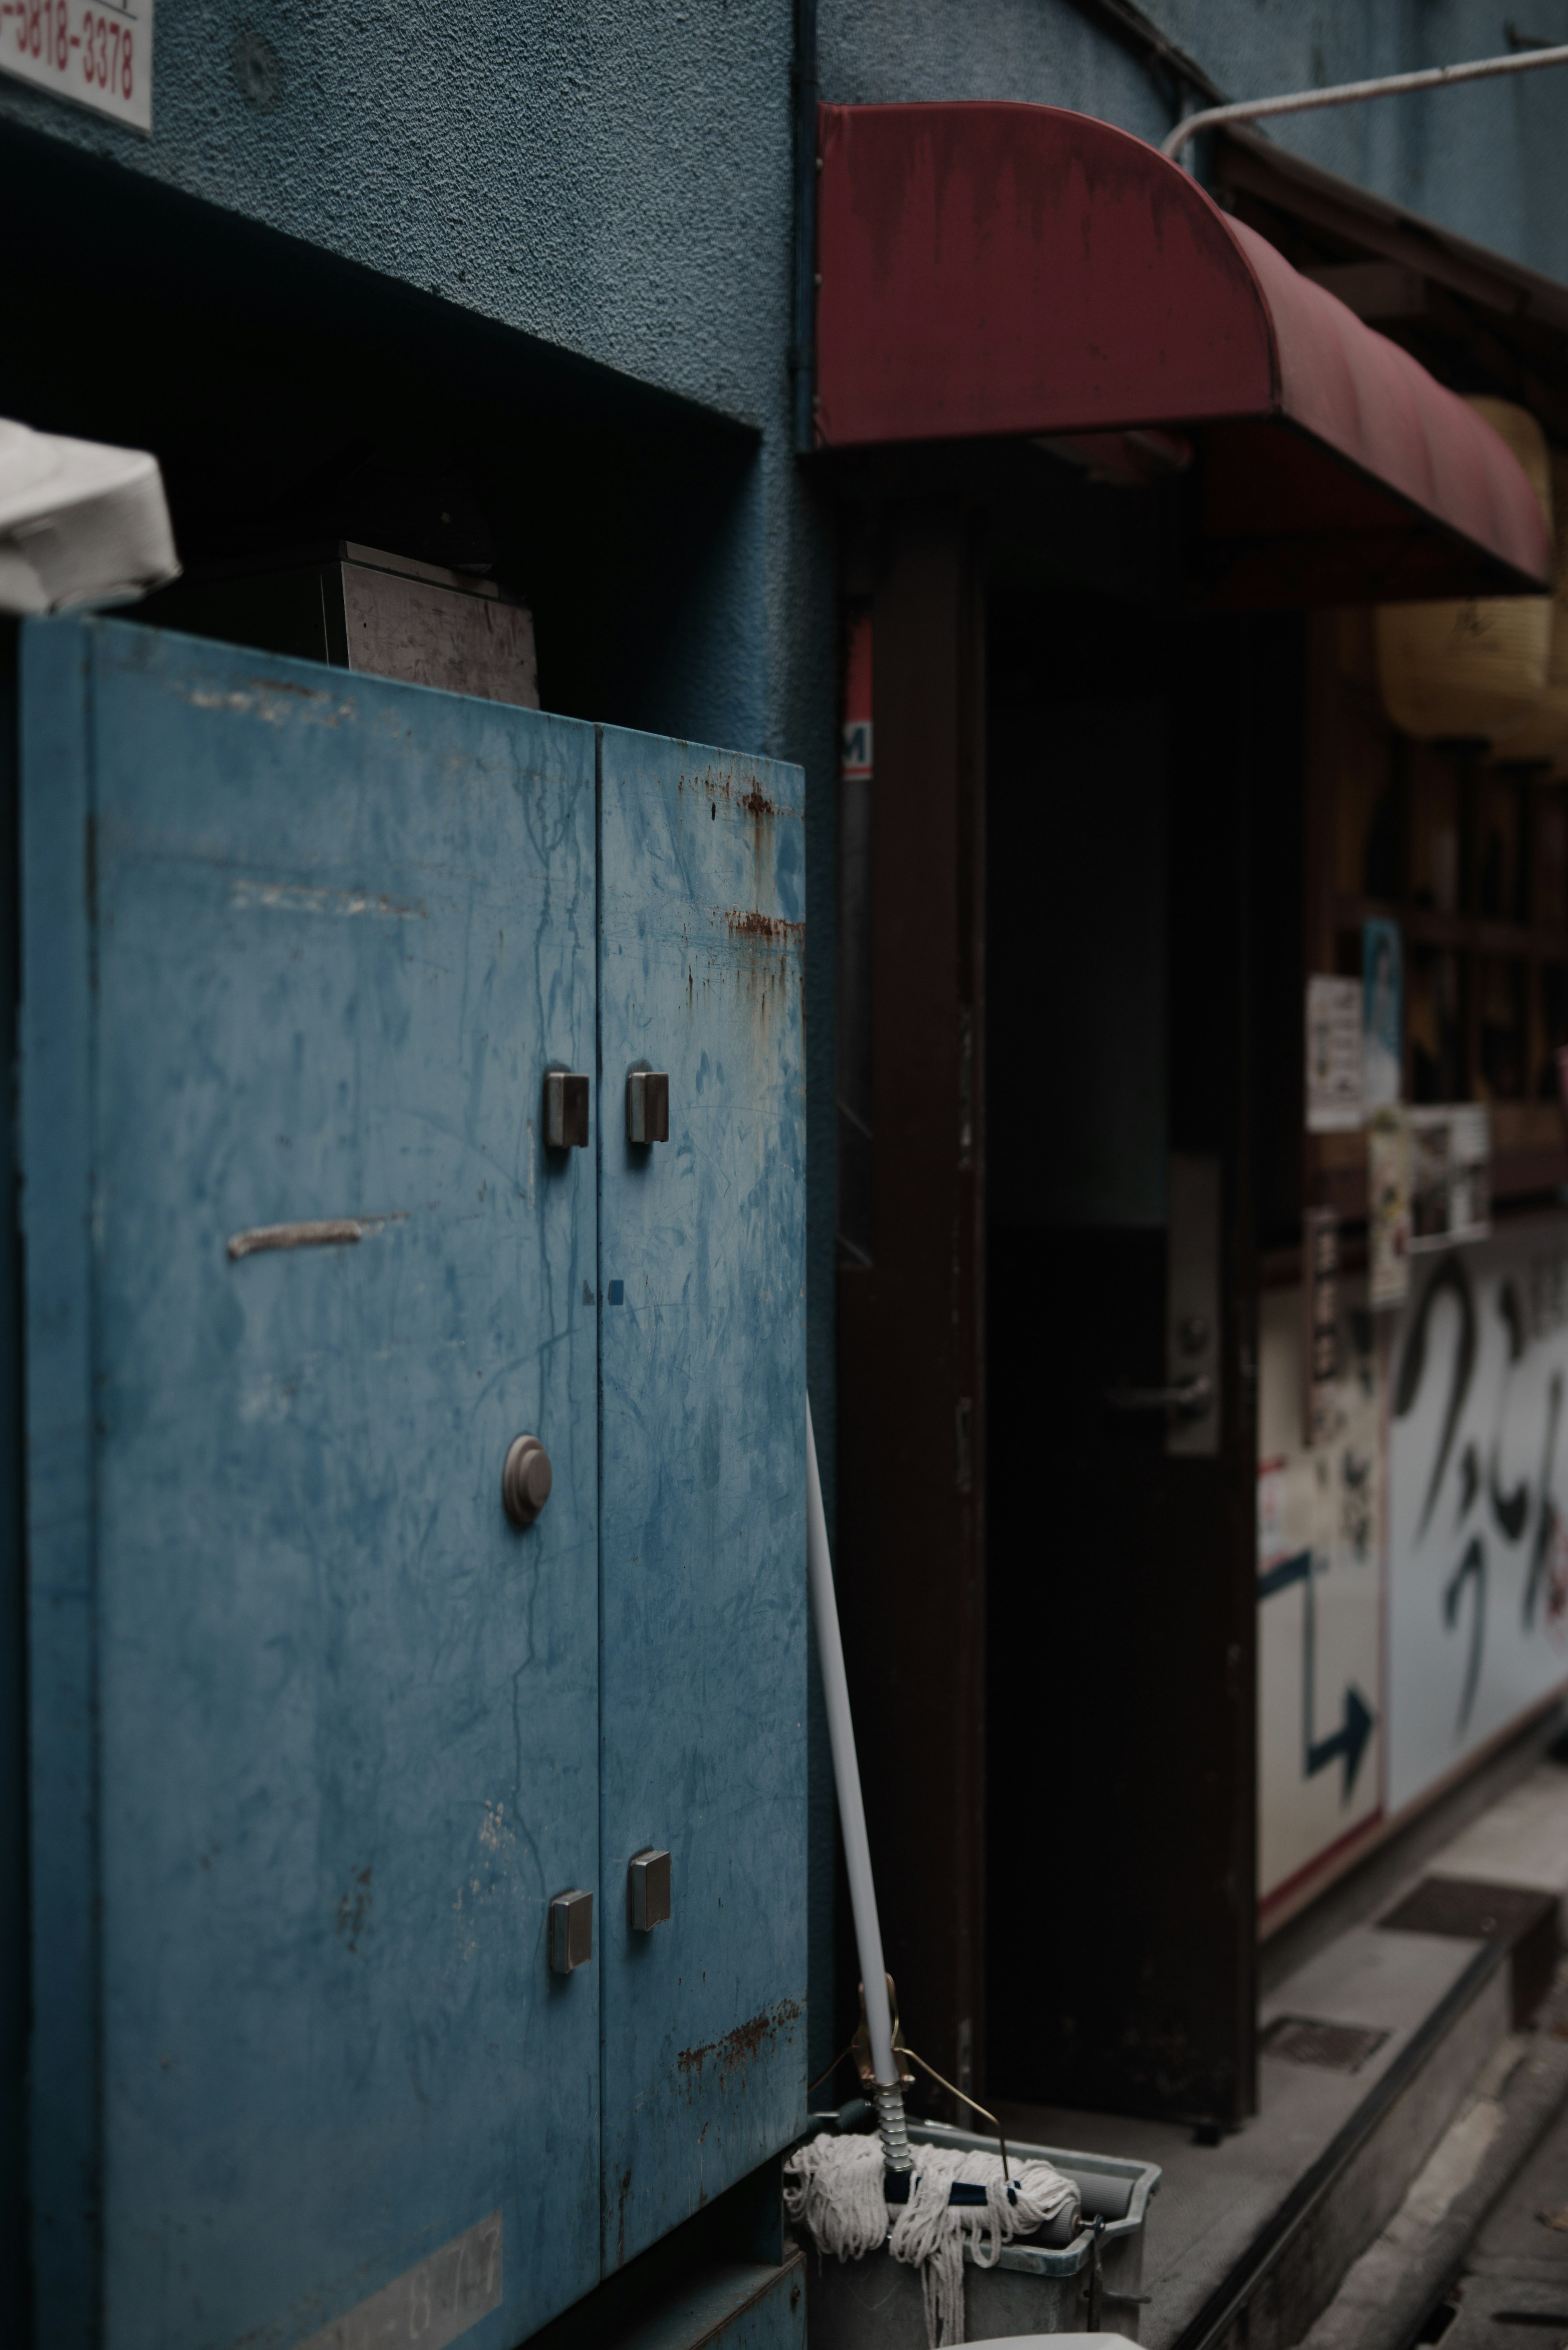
[
  {"left": 629, "top": 1850, "right": 672, "bottom": 1931},
  {"left": 502, "top": 1434, "right": 553, "bottom": 1529},
  {"left": 626, "top": 1070, "right": 670, "bottom": 1145},
  {"left": 543, "top": 1070, "right": 590, "bottom": 1149},
  {"left": 549, "top": 1890, "right": 593, "bottom": 1974}
]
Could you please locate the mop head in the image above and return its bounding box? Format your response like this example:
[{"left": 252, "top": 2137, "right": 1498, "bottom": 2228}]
[{"left": 783, "top": 2129, "right": 1080, "bottom": 2348}]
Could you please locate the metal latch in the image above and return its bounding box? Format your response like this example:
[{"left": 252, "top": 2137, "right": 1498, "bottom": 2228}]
[
  {"left": 628, "top": 1849, "right": 672, "bottom": 1931},
  {"left": 626, "top": 1070, "right": 670, "bottom": 1145},
  {"left": 549, "top": 1889, "right": 593, "bottom": 1974},
  {"left": 543, "top": 1070, "right": 590, "bottom": 1149}
]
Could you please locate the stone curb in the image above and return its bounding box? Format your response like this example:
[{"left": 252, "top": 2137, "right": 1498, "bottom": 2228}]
[{"left": 1296, "top": 1972, "right": 1568, "bottom": 2350}]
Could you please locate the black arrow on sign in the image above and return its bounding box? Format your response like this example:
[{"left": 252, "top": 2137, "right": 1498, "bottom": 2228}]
[{"left": 1257, "top": 1546, "right": 1376, "bottom": 1801}]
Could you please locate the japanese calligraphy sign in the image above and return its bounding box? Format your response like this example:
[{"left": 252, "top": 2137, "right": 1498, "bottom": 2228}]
[{"left": 1387, "top": 1225, "right": 1568, "bottom": 1813}]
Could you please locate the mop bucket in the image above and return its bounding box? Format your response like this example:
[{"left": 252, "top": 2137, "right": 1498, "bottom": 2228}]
[{"left": 795, "top": 2116, "right": 1160, "bottom": 2347}]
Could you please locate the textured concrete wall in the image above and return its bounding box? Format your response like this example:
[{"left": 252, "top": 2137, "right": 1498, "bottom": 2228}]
[
  {"left": 0, "top": 7, "right": 790, "bottom": 424},
  {"left": 821, "top": 1, "right": 1568, "bottom": 282},
  {"left": 1156, "top": 0, "right": 1568, "bottom": 277},
  {"left": 10, "top": 5, "right": 1568, "bottom": 744},
  {"left": 0, "top": 3, "right": 826, "bottom": 874}
]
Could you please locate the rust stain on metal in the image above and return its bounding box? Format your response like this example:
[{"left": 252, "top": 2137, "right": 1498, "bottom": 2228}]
[
  {"left": 740, "top": 785, "right": 777, "bottom": 818},
  {"left": 676, "top": 1996, "right": 803, "bottom": 2085},
  {"left": 680, "top": 760, "right": 737, "bottom": 805},
  {"left": 723, "top": 910, "right": 804, "bottom": 946}
]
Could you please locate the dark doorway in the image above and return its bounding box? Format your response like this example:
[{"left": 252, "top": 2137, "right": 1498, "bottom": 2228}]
[{"left": 985, "top": 564, "right": 1285, "bottom": 2126}]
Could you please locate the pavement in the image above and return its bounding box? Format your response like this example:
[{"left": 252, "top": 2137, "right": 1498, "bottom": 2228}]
[
  {"left": 1002, "top": 1929, "right": 1510, "bottom": 2350},
  {"left": 999, "top": 1746, "right": 1568, "bottom": 2350},
  {"left": 1429, "top": 2080, "right": 1568, "bottom": 2348},
  {"left": 1296, "top": 1967, "right": 1568, "bottom": 2350}
]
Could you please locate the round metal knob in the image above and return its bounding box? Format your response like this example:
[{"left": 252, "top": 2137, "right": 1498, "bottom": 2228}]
[{"left": 502, "top": 1434, "right": 553, "bottom": 1529}]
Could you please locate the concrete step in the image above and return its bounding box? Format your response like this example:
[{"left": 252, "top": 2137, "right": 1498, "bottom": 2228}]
[
  {"left": 1296, "top": 1972, "right": 1568, "bottom": 2350},
  {"left": 1007, "top": 1929, "right": 1512, "bottom": 2350},
  {"left": 1000, "top": 1757, "right": 1568, "bottom": 2350}
]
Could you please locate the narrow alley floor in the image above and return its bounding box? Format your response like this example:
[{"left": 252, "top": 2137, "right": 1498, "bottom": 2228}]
[{"left": 1436, "top": 2091, "right": 1568, "bottom": 2349}]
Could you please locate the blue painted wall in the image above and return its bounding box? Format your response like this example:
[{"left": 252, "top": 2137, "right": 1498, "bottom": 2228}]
[{"left": 8, "top": 0, "right": 1568, "bottom": 2128}]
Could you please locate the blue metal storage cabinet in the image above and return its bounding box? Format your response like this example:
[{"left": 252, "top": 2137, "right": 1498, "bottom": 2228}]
[
  {"left": 13, "top": 616, "right": 806, "bottom": 2350},
  {"left": 597, "top": 727, "right": 808, "bottom": 2270}
]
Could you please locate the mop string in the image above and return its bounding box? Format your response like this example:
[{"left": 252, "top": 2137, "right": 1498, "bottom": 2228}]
[
  {"left": 782, "top": 2130, "right": 1081, "bottom": 2349},
  {"left": 806, "top": 2037, "right": 1016, "bottom": 2199}
]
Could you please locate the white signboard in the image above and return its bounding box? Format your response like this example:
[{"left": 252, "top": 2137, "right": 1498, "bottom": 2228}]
[
  {"left": 1408, "top": 1104, "right": 1490, "bottom": 1254},
  {"left": 1387, "top": 1224, "right": 1568, "bottom": 1814},
  {"left": 1305, "top": 974, "right": 1364, "bottom": 1133},
  {"left": 0, "top": 0, "right": 151, "bottom": 132},
  {"left": 1368, "top": 1108, "right": 1411, "bottom": 1310},
  {"left": 1257, "top": 1282, "right": 1383, "bottom": 1911}
]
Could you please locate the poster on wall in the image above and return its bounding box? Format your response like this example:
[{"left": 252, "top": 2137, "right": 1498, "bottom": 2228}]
[
  {"left": 1368, "top": 1109, "right": 1412, "bottom": 1310},
  {"left": 1408, "top": 1106, "right": 1490, "bottom": 1253},
  {"left": 1386, "top": 1223, "right": 1568, "bottom": 1815},
  {"left": 1305, "top": 975, "right": 1364, "bottom": 1132},
  {"left": 1258, "top": 1279, "right": 1383, "bottom": 1914},
  {"left": 1305, "top": 1208, "right": 1340, "bottom": 1448},
  {"left": 1364, "top": 919, "right": 1403, "bottom": 1111}
]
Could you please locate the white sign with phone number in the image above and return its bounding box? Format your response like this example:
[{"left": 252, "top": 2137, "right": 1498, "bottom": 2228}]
[{"left": 0, "top": 0, "right": 151, "bottom": 132}]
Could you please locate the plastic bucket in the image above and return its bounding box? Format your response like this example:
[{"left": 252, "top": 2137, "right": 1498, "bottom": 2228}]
[{"left": 795, "top": 2118, "right": 1160, "bottom": 2346}]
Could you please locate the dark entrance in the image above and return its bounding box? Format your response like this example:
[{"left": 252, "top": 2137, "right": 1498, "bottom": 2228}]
[
  {"left": 985, "top": 571, "right": 1305, "bottom": 2125},
  {"left": 835, "top": 457, "right": 1303, "bottom": 2128}
]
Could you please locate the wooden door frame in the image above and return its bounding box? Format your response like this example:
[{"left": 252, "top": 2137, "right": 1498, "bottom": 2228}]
[
  {"left": 836, "top": 497, "right": 988, "bottom": 2106},
  {"left": 837, "top": 514, "right": 1271, "bottom": 2123}
]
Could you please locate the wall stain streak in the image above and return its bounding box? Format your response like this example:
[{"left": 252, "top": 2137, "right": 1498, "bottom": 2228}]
[
  {"left": 722, "top": 910, "right": 804, "bottom": 946},
  {"left": 675, "top": 1997, "right": 803, "bottom": 2088}
]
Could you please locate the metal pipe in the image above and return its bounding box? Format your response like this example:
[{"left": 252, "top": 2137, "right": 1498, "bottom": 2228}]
[
  {"left": 1163, "top": 41, "right": 1568, "bottom": 163},
  {"left": 804, "top": 1395, "right": 913, "bottom": 2171},
  {"left": 791, "top": 0, "right": 819, "bottom": 453}
]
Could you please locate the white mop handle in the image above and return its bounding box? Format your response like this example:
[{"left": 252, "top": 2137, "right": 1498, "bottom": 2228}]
[{"left": 806, "top": 1395, "right": 898, "bottom": 2091}]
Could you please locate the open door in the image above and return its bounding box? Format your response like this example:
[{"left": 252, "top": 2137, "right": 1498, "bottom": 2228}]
[
  {"left": 985, "top": 576, "right": 1269, "bottom": 2125},
  {"left": 836, "top": 509, "right": 1267, "bottom": 2129}
]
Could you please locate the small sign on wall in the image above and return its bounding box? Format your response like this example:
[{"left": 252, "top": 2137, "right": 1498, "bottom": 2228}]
[
  {"left": 1305, "top": 1207, "right": 1340, "bottom": 1449},
  {"left": 840, "top": 611, "right": 873, "bottom": 780},
  {"left": 1306, "top": 975, "right": 1364, "bottom": 1132},
  {"left": 0, "top": 0, "right": 151, "bottom": 132},
  {"left": 1408, "top": 1105, "right": 1490, "bottom": 1253},
  {"left": 1363, "top": 919, "right": 1403, "bottom": 1111},
  {"left": 1368, "top": 1108, "right": 1412, "bottom": 1310}
]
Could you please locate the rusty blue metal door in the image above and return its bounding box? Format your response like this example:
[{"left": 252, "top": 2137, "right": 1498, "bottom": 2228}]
[
  {"left": 595, "top": 727, "right": 808, "bottom": 2268},
  {"left": 21, "top": 616, "right": 601, "bottom": 2349}
]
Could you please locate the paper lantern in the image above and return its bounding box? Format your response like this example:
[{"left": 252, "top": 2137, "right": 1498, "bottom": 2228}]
[
  {"left": 1495, "top": 448, "right": 1568, "bottom": 765},
  {"left": 1376, "top": 399, "right": 1552, "bottom": 744}
]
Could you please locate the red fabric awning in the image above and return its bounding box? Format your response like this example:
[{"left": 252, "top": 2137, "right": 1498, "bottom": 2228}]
[{"left": 815, "top": 103, "right": 1551, "bottom": 604}]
